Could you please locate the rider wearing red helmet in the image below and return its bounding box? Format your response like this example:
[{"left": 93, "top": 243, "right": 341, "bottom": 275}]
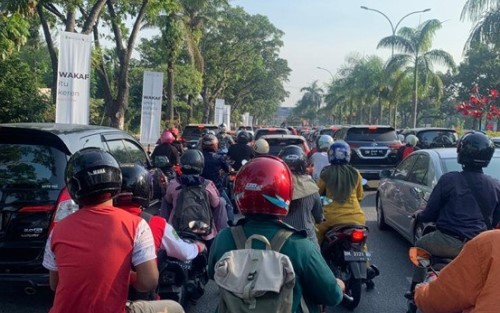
[
  {"left": 151, "top": 130, "right": 180, "bottom": 176},
  {"left": 207, "top": 156, "right": 344, "bottom": 313}
]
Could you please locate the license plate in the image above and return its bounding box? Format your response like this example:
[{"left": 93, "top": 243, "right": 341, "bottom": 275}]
[{"left": 344, "top": 251, "right": 371, "bottom": 261}]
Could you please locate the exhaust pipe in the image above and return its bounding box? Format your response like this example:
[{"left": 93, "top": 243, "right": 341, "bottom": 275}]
[{"left": 24, "top": 286, "right": 37, "bottom": 295}]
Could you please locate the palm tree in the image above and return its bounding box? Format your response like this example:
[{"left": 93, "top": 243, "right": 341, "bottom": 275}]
[
  {"left": 378, "top": 19, "right": 456, "bottom": 127},
  {"left": 300, "top": 80, "right": 324, "bottom": 110},
  {"left": 461, "top": 0, "right": 500, "bottom": 49}
]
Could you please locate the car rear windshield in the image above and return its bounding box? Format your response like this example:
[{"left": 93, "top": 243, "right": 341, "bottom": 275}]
[
  {"left": 182, "top": 126, "right": 218, "bottom": 138},
  {"left": 0, "top": 144, "right": 66, "bottom": 200},
  {"left": 266, "top": 138, "right": 306, "bottom": 155},
  {"left": 256, "top": 129, "right": 288, "bottom": 140},
  {"left": 346, "top": 128, "right": 397, "bottom": 141},
  {"left": 320, "top": 129, "right": 338, "bottom": 137},
  {"left": 418, "top": 130, "right": 458, "bottom": 146}
]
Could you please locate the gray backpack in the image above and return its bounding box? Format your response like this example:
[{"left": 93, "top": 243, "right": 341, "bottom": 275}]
[
  {"left": 172, "top": 179, "right": 213, "bottom": 235},
  {"left": 214, "top": 226, "right": 310, "bottom": 313}
]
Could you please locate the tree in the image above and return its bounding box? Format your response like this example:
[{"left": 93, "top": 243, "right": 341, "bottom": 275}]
[
  {"left": 461, "top": 0, "right": 500, "bottom": 48},
  {"left": 456, "top": 85, "right": 500, "bottom": 130},
  {"left": 378, "top": 19, "right": 456, "bottom": 127}
]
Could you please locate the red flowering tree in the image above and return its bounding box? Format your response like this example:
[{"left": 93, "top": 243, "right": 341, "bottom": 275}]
[{"left": 456, "top": 85, "right": 500, "bottom": 130}]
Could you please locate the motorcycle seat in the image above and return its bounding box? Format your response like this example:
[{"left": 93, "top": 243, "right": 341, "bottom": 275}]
[{"left": 329, "top": 224, "right": 369, "bottom": 233}]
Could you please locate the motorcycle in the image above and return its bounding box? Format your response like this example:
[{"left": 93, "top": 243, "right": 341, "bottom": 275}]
[
  {"left": 320, "top": 224, "right": 374, "bottom": 310},
  {"left": 406, "top": 247, "right": 453, "bottom": 313},
  {"left": 157, "top": 221, "right": 210, "bottom": 309}
]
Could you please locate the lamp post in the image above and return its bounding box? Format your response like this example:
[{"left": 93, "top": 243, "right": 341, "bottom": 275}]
[
  {"left": 316, "top": 67, "right": 337, "bottom": 124},
  {"left": 360, "top": 6, "right": 431, "bottom": 56}
]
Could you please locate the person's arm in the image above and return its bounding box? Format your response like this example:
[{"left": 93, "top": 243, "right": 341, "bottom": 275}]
[
  {"left": 415, "top": 237, "right": 483, "bottom": 313},
  {"left": 299, "top": 242, "right": 343, "bottom": 306},
  {"left": 356, "top": 172, "right": 364, "bottom": 201},
  {"left": 171, "top": 146, "right": 180, "bottom": 165},
  {"left": 317, "top": 178, "right": 326, "bottom": 196},
  {"left": 161, "top": 222, "right": 201, "bottom": 260},
  {"left": 132, "top": 220, "right": 158, "bottom": 292},
  {"left": 42, "top": 232, "right": 58, "bottom": 291},
  {"left": 418, "top": 176, "right": 446, "bottom": 223},
  {"left": 311, "top": 193, "right": 324, "bottom": 224}
]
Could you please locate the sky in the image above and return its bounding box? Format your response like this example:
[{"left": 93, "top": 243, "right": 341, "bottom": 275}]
[{"left": 232, "top": 0, "right": 473, "bottom": 107}]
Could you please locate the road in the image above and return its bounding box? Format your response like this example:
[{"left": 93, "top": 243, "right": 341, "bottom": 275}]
[{"left": 0, "top": 183, "right": 414, "bottom": 313}]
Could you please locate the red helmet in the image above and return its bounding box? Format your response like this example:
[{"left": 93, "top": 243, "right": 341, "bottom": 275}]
[
  {"left": 169, "top": 127, "right": 180, "bottom": 138},
  {"left": 160, "top": 131, "right": 175, "bottom": 144},
  {"left": 234, "top": 156, "right": 293, "bottom": 217}
]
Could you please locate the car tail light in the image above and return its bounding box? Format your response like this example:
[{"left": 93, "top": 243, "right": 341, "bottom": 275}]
[
  {"left": 389, "top": 142, "right": 403, "bottom": 152},
  {"left": 368, "top": 125, "right": 378, "bottom": 130},
  {"left": 351, "top": 229, "right": 366, "bottom": 243},
  {"left": 50, "top": 187, "right": 79, "bottom": 231},
  {"left": 19, "top": 205, "right": 53, "bottom": 213},
  {"left": 349, "top": 143, "right": 360, "bottom": 148}
]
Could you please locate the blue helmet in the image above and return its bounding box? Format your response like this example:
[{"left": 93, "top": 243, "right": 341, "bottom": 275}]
[{"left": 328, "top": 140, "right": 351, "bottom": 164}]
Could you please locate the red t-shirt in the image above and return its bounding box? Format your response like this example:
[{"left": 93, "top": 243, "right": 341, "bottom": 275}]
[{"left": 44, "top": 206, "right": 155, "bottom": 313}]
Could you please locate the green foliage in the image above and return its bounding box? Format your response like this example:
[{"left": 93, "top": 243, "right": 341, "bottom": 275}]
[
  {"left": 0, "top": 55, "right": 51, "bottom": 123},
  {"left": 0, "top": 12, "right": 30, "bottom": 59}
]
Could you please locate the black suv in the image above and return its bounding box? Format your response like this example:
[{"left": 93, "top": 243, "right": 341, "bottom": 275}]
[
  {"left": 401, "top": 128, "right": 458, "bottom": 149},
  {"left": 0, "top": 123, "right": 166, "bottom": 288},
  {"left": 181, "top": 124, "right": 219, "bottom": 149},
  {"left": 333, "top": 125, "right": 402, "bottom": 180}
]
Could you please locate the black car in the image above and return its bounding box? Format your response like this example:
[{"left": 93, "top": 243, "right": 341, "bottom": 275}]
[
  {"left": 0, "top": 123, "right": 166, "bottom": 288},
  {"left": 333, "top": 125, "right": 402, "bottom": 180},
  {"left": 181, "top": 124, "right": 219, "bottom": 149},
  {"left": 401, "top": 128, "right": 458, "bottom": 149}
]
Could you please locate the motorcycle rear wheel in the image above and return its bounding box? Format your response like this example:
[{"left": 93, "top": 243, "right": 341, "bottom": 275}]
[{"left": 342, "top": 277, "right": 362, "bottom": 310}]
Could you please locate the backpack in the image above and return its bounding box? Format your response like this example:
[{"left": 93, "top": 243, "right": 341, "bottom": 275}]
[
  {"left": 171, "top": 178, "right": 213, "bottom": 235},
  {"left": 214, "top": 226, "right": 310, "bottom": 313}
]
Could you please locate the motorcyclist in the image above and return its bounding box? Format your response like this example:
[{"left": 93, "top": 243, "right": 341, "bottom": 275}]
[
  {"left": 227, "top": 130, "right": 255, "bottom": 171},
  {"left": 309, "top": 134, "right": 334, "bottom": 182},
  {"left": 415, "top": 229, "right": 500, "bottom": 313},
  {"left": 207, "top": 156, "right": 345, "bottom": 313},
  {"left": 163, "top": 149, "right": 228, "bottom": 248},
  {"left": 278, "top": 145, "right": 323, "bottom": 245},
  {"left": 399, "top": 134, "right": 419, "bottom": 161},
  {"left": 168, "top": 127, "right": 184, "bottom": 156},
  {"left": 406, "top": 131, "right": 500, "bottom": 299},
  {"left": 114, "top": 164, "right": 206, "bottom": 301},
  {"left": 200, "top": 133, "right": 234, "bottom": 224},
  {"left": 42, "top": 147, "right": 184, "bottom": 313},
  {"left": 315, "top": 140, "right": 379, "bottom": 281},
  {"left": 253, "top": 138, "right": 270, "bottom": 156},
  {"left": 151, "top": 130, "right": 180, "bottom": 177},
  {"left": 216, "top": 123, "right": 235, "bottom": 151}
]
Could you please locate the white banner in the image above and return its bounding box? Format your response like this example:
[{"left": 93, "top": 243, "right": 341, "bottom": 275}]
[
  {"left": 55, "top": 32, "right": 92, "bottom": 124},
  {"left": 214, "top": 99, "right": 225, "bottom": 125},
  {"left": 224, "top": 105, "right": 231, "bottom": 128},
  {"left": 140, "top": 71, "right": 164, "bottom": 144}
]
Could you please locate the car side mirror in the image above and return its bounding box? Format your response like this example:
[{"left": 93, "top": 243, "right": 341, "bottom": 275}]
[
  {"left": 379, "top": 169, "right": 392, "bottom": 179},
  {"left": 153, "top": 156, "right": 170, "bottom": 168}
]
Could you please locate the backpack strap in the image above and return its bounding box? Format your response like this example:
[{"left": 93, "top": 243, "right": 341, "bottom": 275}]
[
  {"left": 230, "top": 225, "right": 247, "bottom": 249},
  {"left": 270, "top": 229, "right": 293, "bottom": 252}
]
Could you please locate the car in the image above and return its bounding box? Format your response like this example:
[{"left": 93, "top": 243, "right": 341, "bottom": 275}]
[
  {"left": 0, "top": 123, "right": 166, "bottom": 288},
  {"left": 318, "top": 125, "right": 342, "bottom": 139},
  {"left": 181, "top": 124, "right": 219, "bottom": 149},
  {"left": 236, "top": 125, "right": 255, "bottom": 139},
  {"left": 332, "top": 125, "right": 403, "bottom": 180},
  {"left": 401, "top": 127, "right": 458, "bottom": 149},
  {"left": 491, "top": 137, "right": 500, "bottom": 148},
  {"left": 254, "top": 127, "right": 290, "bottom": 141},
  {"left": 376, "top": 148, "right": 500, "bottom": 244},
  {"left": 259, "top": 134, "right": 310, "bottom": 156}
]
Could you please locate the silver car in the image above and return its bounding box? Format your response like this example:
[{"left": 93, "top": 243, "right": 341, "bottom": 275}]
[{"left": 376, "top": 148, "right": 500, "bottom": 244}]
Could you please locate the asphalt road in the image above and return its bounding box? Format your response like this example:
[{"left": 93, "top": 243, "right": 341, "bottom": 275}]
[{"left": 0, "top": 182, "right": 415, "bottom": 313}]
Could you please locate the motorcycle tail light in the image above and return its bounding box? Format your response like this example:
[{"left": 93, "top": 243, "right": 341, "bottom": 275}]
[{"left": 351, "top": 229, "right": 365, "bottom": 243}]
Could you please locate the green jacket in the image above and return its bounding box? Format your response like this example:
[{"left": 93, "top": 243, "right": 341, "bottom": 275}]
[{"left": 208, "top": 218, "right": 343, "bottom": 313}]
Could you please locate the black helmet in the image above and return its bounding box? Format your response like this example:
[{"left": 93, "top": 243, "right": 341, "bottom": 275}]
[
  {"left": 457, "top": 131, "right": 495, "bottom": 168},
  {"left": 115, "top": 164, "right": 151, "bottom": 209},
  {"left": 237, "top": 130, "right": 250, "bottom": 144},
  {"left": 278, "top": 145, "right": 308, "bottom": 174},
  {"left": 201, "top": 133, "right": 218, "bottom": 152},
  {"left": 180, "top": 149, "right": 205, "bottom": 174},
  {"left": 65, "top": 147, "right": 122, "bottom": 206}
]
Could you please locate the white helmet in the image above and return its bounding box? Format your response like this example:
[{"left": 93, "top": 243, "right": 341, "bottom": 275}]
[
  {"left": 219, "top": 123, "right": 227, "bottom": 134},
  {"left": 254, "top": 139, "right": 270, "bottom": 155},
  {"left": 318, "top": 135, "right": 334, "bottom": 151},
  {"left": 405, "top": 134, "right": 418, "bottom": 147},
  {"left": 397, "top": 134, "right": 405, "bottom": 143}
]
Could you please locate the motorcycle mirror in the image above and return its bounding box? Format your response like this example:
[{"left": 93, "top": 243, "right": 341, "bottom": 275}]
[
  {"left": 361, "top": 178, "right": 368, "bottom": 186},
  {"left": 188, "top": 221, "right": 210, "bottom": 234},
  {"left": 409, "top": 247, "right": 432, "bottom": 268}
]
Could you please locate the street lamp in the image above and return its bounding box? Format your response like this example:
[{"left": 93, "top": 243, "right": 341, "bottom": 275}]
[
  {"left": 360, "top": 6, "right": 431, "bottom": 56},
  {"left": 316, "top": 66, "right": 334, "bottom": 80}
]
